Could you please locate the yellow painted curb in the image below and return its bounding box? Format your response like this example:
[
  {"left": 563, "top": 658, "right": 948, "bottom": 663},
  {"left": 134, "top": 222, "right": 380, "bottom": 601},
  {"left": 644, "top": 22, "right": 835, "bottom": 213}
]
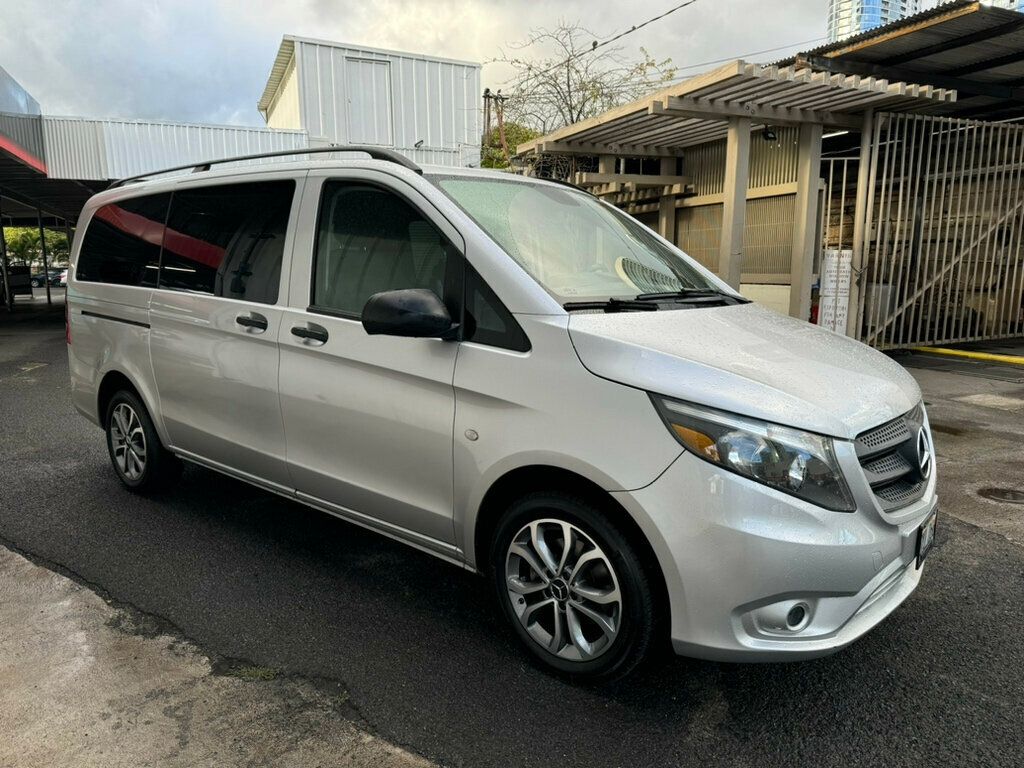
[{"left": 915, "top": 346, "right": 1024, "bottom": 367}]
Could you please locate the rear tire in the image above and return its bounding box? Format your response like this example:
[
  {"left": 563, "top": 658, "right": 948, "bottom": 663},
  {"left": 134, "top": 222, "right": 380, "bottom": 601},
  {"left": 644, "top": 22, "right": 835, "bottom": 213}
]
[
  {"left": 104, "top": 390, "right": 181, "bottom": 492},
  {"left": 491, "top": 491, "right": 660, "bottom": 683}
]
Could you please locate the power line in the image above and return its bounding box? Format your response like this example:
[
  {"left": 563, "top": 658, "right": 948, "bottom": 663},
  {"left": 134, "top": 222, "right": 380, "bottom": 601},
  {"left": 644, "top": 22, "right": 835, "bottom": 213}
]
[
  {"left": 590, "top": 0, "right": 704, "bottom": 54},
  {"left": 664, "top": 36, "right": 830, "bottom": 82},
  {"left": 514, "top": 0, "right": 703, "bottom": 85}
]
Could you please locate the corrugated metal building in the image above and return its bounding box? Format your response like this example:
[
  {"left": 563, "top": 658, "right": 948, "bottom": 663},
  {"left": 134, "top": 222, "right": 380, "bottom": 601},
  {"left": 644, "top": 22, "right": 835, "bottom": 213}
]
[
  {"left": 0, "top": 63, "right": 46, "bottom": 174},
  {"left": 42, "top": 116, "right": 308, "bottom": 181},
  {"left": 258, "top": 35, "right": 482, "bottom": 167}
]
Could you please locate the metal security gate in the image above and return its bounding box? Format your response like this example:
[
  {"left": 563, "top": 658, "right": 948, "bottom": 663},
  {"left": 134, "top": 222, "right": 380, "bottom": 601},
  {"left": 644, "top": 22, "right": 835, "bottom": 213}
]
[
  {"left": 822, "top": 158, "right": 857, "bottom": 253},
  {"left": 854, "top": 113, "right": 1024, "bottom": 349}
]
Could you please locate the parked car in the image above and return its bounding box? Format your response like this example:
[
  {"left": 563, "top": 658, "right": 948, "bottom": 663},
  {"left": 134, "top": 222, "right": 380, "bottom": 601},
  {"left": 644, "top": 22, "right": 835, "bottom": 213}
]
[
  {"left": 30, "top": 269, "right": 63, "bottom": 287},
  {"left": 59, "top": 269, "right": 68, "bottom": 287},
  {"left": 66, "top": 149, "right": 938, "bottom": 682}
]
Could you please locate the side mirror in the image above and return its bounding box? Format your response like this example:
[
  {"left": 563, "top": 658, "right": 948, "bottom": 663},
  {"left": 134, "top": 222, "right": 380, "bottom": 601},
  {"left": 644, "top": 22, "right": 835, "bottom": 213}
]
[{"left": 361, "top": 288, "right": 458, "bottom": 339}]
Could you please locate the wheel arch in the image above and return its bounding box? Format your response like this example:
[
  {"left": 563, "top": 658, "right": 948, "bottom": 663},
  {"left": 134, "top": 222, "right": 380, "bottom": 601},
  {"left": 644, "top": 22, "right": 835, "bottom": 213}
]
[
  {"left": 471, "top": 464, "right": 670, "bottom": 620},
  {"left": 95, "top": 368, "right": 166, "bottom": 445}
]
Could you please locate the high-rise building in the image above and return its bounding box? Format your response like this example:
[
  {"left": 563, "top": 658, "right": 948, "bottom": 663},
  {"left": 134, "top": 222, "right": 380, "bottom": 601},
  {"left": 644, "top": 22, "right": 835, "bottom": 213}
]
[
  {"left": 827, "top": 1, "right": 922, "bottom": 43},
  {"left": 985, "top": 0, "right": 1024, "bottom": 10}
]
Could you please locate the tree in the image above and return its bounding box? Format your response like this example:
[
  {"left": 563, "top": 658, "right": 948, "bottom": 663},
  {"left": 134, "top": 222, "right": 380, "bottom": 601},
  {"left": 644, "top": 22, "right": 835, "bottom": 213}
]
[
  {"left": 494, "top": 22, "right": 676, "bottom": 137},
  {"left": 2, "top": 227, "right": 69, "bottom": 269},
  {"left": 481, "top": 120, "right": 540, "bottom": 169}
]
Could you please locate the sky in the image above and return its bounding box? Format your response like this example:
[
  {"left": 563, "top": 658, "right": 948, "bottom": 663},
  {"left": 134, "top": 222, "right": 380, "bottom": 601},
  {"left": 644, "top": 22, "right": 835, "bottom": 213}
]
[{"left": 0, "top": 0, "right": 944, "bottom": 127}]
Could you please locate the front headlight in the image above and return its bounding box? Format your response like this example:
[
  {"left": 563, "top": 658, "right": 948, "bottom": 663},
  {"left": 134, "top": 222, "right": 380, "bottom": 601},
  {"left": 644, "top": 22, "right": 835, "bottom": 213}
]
[{"left": 651, "top": 396, "right": 856, "bottom": 512}]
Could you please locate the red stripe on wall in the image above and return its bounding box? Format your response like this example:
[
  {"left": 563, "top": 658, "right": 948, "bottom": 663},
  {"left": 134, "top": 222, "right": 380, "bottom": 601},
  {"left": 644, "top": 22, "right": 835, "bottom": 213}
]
[{"left": 0, "top": 133, "right": 48, "bottom": 174}]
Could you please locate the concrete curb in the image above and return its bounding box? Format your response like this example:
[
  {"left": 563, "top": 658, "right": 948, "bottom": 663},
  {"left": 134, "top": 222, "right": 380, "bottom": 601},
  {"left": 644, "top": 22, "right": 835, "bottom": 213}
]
[
  {"left": 0, "top": 545, "right": 435, "bottom": 768},
  {"left": 915, "top": 346, "right": 1024, "bottom": 366}
]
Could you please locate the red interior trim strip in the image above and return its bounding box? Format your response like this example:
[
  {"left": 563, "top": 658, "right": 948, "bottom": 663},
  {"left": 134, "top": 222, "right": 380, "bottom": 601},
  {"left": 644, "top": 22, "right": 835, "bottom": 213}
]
[{"left": 95, "top": 204, "right": 226, "bottom": 268}]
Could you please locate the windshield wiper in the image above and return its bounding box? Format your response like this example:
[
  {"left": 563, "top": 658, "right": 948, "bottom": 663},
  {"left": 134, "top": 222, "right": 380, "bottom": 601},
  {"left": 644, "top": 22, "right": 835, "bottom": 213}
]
[
  {"left": 563, "top": 298, "right": 659, "bottom": 313},
  {"left": 634, "top": 288, "right": 750, "bottom": 304}
]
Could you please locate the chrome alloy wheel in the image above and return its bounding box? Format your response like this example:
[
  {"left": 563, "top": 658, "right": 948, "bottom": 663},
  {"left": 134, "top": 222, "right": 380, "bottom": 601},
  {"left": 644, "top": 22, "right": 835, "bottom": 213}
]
[
  {"left": 505, "top": 519, "right": 622, "bottom": 662},
  {"left": 110, "top": 403, "right": 147, "bottom": 481}
]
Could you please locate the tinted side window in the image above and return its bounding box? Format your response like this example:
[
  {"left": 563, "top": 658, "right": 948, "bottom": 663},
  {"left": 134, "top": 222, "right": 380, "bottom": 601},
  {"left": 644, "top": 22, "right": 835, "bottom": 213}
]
[
  {"left": 463, "top": 266, "right": 530, "bottom": 352},
  {"left": 313, "top": 183, "right": 450, "bottom": 316},
  {"left": 159, "top": 180, "right": 295, "bottom": 303},
  {"left": 77, "top": 193, "right": 170, "bottom": 287}
]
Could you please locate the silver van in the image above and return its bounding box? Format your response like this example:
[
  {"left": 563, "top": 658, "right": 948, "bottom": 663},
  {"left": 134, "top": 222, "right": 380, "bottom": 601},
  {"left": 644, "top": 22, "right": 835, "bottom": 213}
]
[{"left": 67, "top": 148, "right": 938, "bottom": 681}]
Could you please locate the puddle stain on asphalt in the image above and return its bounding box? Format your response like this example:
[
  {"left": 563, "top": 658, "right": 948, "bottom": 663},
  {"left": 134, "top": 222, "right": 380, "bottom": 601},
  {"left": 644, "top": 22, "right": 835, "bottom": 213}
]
[{"left": 977, "top": 488, "right": 1024, "bottom": 506}]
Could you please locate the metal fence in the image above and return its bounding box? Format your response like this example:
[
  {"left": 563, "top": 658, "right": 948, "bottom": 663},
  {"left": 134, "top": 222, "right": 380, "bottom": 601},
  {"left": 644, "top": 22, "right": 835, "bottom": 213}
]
[
  {"left": 856, "top": 113, "right": 1024, "bottom": 349},
  {"left": 822, "top": 158, "right": 856, "bottom": 253}
]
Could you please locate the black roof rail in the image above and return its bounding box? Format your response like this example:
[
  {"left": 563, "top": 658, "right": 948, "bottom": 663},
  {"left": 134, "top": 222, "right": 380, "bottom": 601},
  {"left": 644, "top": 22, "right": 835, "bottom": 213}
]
[{"left": 107, "top": 145, "right": 422, "bottom": 189}]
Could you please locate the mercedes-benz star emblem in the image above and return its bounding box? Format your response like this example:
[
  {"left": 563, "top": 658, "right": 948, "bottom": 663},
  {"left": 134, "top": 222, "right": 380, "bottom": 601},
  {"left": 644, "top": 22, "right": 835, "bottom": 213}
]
[{"left": 916, "top": 428, "right": 932, "bottom": 480}]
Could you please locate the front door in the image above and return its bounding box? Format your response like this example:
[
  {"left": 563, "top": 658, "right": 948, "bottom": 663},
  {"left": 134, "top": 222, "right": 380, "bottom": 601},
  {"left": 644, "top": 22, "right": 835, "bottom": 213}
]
[
  {"left": 278, "top": 172, "right": 461, "bottom": 550},
  {"left": 149, "top": 176, "right": 301, "bottom": 488}
]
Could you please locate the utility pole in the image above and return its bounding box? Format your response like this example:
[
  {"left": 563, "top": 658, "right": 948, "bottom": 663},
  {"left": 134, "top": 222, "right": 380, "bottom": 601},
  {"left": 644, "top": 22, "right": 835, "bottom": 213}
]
[
  {"left": 482, "top": 88, "right": 511, "bottom": 167},
  {"left": 482, "top": 88, "right": 492, "bottom": 160},
  {"left": 494, "top": 90, "right": 511, "bottom": 166}
]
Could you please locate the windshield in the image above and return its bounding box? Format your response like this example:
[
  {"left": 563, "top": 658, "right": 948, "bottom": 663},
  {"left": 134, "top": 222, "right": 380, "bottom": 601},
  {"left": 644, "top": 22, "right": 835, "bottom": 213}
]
[{"left": 431, "top": 175, "right": 723, "bottom": 304}]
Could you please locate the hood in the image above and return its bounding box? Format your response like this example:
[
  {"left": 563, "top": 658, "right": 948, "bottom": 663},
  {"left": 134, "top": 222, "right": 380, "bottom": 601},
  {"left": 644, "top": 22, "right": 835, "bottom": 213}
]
[{"left": 568, "top": 303, "right": 920, "bottom": 439}]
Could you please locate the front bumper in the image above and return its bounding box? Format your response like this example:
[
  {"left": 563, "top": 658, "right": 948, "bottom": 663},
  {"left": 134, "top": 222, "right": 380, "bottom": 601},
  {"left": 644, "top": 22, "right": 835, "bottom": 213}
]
[{"left": 613, "top": 451, "right": 937, "bottom": 661}]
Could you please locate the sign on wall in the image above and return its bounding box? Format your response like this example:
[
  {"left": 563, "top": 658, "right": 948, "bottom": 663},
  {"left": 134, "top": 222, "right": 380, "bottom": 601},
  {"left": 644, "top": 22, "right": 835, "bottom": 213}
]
[{"left": 818, "top": 249, "right": 852, "bottom": 335}]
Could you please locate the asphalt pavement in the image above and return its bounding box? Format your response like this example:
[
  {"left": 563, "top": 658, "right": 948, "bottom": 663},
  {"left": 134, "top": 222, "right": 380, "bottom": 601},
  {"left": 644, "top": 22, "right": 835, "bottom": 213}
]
[{"left": 2, "top": 312, "right": 1023, "bottom": 768}]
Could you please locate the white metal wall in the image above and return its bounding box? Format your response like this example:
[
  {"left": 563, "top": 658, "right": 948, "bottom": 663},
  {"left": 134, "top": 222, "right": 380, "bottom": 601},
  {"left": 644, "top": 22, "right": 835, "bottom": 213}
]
[
  {"left": 42, "top": 117, "right": 309, "bottom": 180},
  {"left": 266, "top": 59, "right": 301, "bottom": 131},
  {"left": 289, "top": 38, "right": 482, "bottom": 166}
]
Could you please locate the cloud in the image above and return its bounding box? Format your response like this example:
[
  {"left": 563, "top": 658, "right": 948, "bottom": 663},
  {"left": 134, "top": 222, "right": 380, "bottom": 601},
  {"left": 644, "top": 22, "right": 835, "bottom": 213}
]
[{"left": 0, "top": 0, "right": 942, "bottom": 127}]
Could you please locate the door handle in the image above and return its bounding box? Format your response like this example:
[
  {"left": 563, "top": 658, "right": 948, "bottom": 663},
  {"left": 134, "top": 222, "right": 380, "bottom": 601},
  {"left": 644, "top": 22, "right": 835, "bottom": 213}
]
[
  {"left": 236, "top": 312, "right": 269, "bottom": 332},
  {"left": 291, "top": 323, "right": 329, "bottom": 344}
]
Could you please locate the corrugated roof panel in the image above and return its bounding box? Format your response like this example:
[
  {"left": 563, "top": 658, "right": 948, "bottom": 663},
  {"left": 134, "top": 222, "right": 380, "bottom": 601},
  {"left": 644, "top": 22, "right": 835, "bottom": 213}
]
[
  {"left": 258, "top": 38, "right": 296, "bottom": 114},
  {"left": 784, "top": 2, "right": 1024, "bottom": 120},
  {"left": 42, "top": 116, "right": 308, "bottom": 180},
  {"left": 789, "top": 0, "right": 986, "bottom": 61}
]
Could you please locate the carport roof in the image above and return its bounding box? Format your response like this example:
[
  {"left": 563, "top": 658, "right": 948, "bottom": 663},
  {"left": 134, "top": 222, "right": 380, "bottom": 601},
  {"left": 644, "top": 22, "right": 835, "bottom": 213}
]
[
  {"left": 516, "top": 59, "right": 954, "bottom": 157},
  {"left": 0, "top": 154, "right": 99, "bottom": 223},
  {"left": 784, "top": 1, "right": 1024, "bottom": 121}
]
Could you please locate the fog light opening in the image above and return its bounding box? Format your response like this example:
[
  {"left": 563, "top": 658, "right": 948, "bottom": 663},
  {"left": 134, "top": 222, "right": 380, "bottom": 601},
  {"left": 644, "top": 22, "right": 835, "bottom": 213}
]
[{"left": 786, "top": 603, "right": 809, "bottom": 630}]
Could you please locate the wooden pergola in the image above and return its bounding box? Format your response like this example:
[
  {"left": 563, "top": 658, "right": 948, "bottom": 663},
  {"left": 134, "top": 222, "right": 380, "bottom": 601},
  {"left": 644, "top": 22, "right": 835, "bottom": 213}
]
[{"left": 516, "top": 60, "right": 955, "bottom": 320}]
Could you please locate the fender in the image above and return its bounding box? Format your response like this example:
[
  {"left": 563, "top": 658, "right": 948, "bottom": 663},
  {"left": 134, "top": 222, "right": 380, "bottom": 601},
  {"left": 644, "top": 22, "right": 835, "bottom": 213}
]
[{"left": 456, "top": 448, "right": 680, "bottom": 569}]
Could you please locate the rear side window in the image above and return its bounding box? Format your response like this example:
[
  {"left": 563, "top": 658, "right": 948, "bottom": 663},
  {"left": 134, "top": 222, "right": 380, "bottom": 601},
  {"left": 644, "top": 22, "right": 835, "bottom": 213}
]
[
  {"left": 77, "top": 193, "right": 170, "bottom": 287},
  {"left": 312, "top": 182, "right": 451, "bottom": 316},
  {"left": 159, "top": 180, "right": 295, "bottom": 303}
]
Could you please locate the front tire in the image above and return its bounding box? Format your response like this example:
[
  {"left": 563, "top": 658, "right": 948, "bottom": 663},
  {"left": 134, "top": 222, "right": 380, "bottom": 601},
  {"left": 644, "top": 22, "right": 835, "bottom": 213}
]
[
  {"left": 491, "top": 491, "right": 660, "bottom": 683},
  {"left": 104, "top": 390, "right": 181, "bottom": 492}
]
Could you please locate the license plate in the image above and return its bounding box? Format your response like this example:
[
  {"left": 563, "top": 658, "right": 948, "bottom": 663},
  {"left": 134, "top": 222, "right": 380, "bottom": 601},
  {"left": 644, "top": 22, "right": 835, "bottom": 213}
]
[{"left": 916, "top": 511, "right": 937, "bottom": 568}]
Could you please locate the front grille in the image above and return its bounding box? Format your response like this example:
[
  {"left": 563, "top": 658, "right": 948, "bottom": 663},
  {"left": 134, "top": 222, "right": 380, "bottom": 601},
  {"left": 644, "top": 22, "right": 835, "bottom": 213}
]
[
  {"left": 857, "top": 417, "right": 909, "bottom": 451},
  {"left": 856, "top": 404, "right": 929, "bottom": 512},
  {"left": 875, "top": 478, "right": 927, "bottom": 505}
]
